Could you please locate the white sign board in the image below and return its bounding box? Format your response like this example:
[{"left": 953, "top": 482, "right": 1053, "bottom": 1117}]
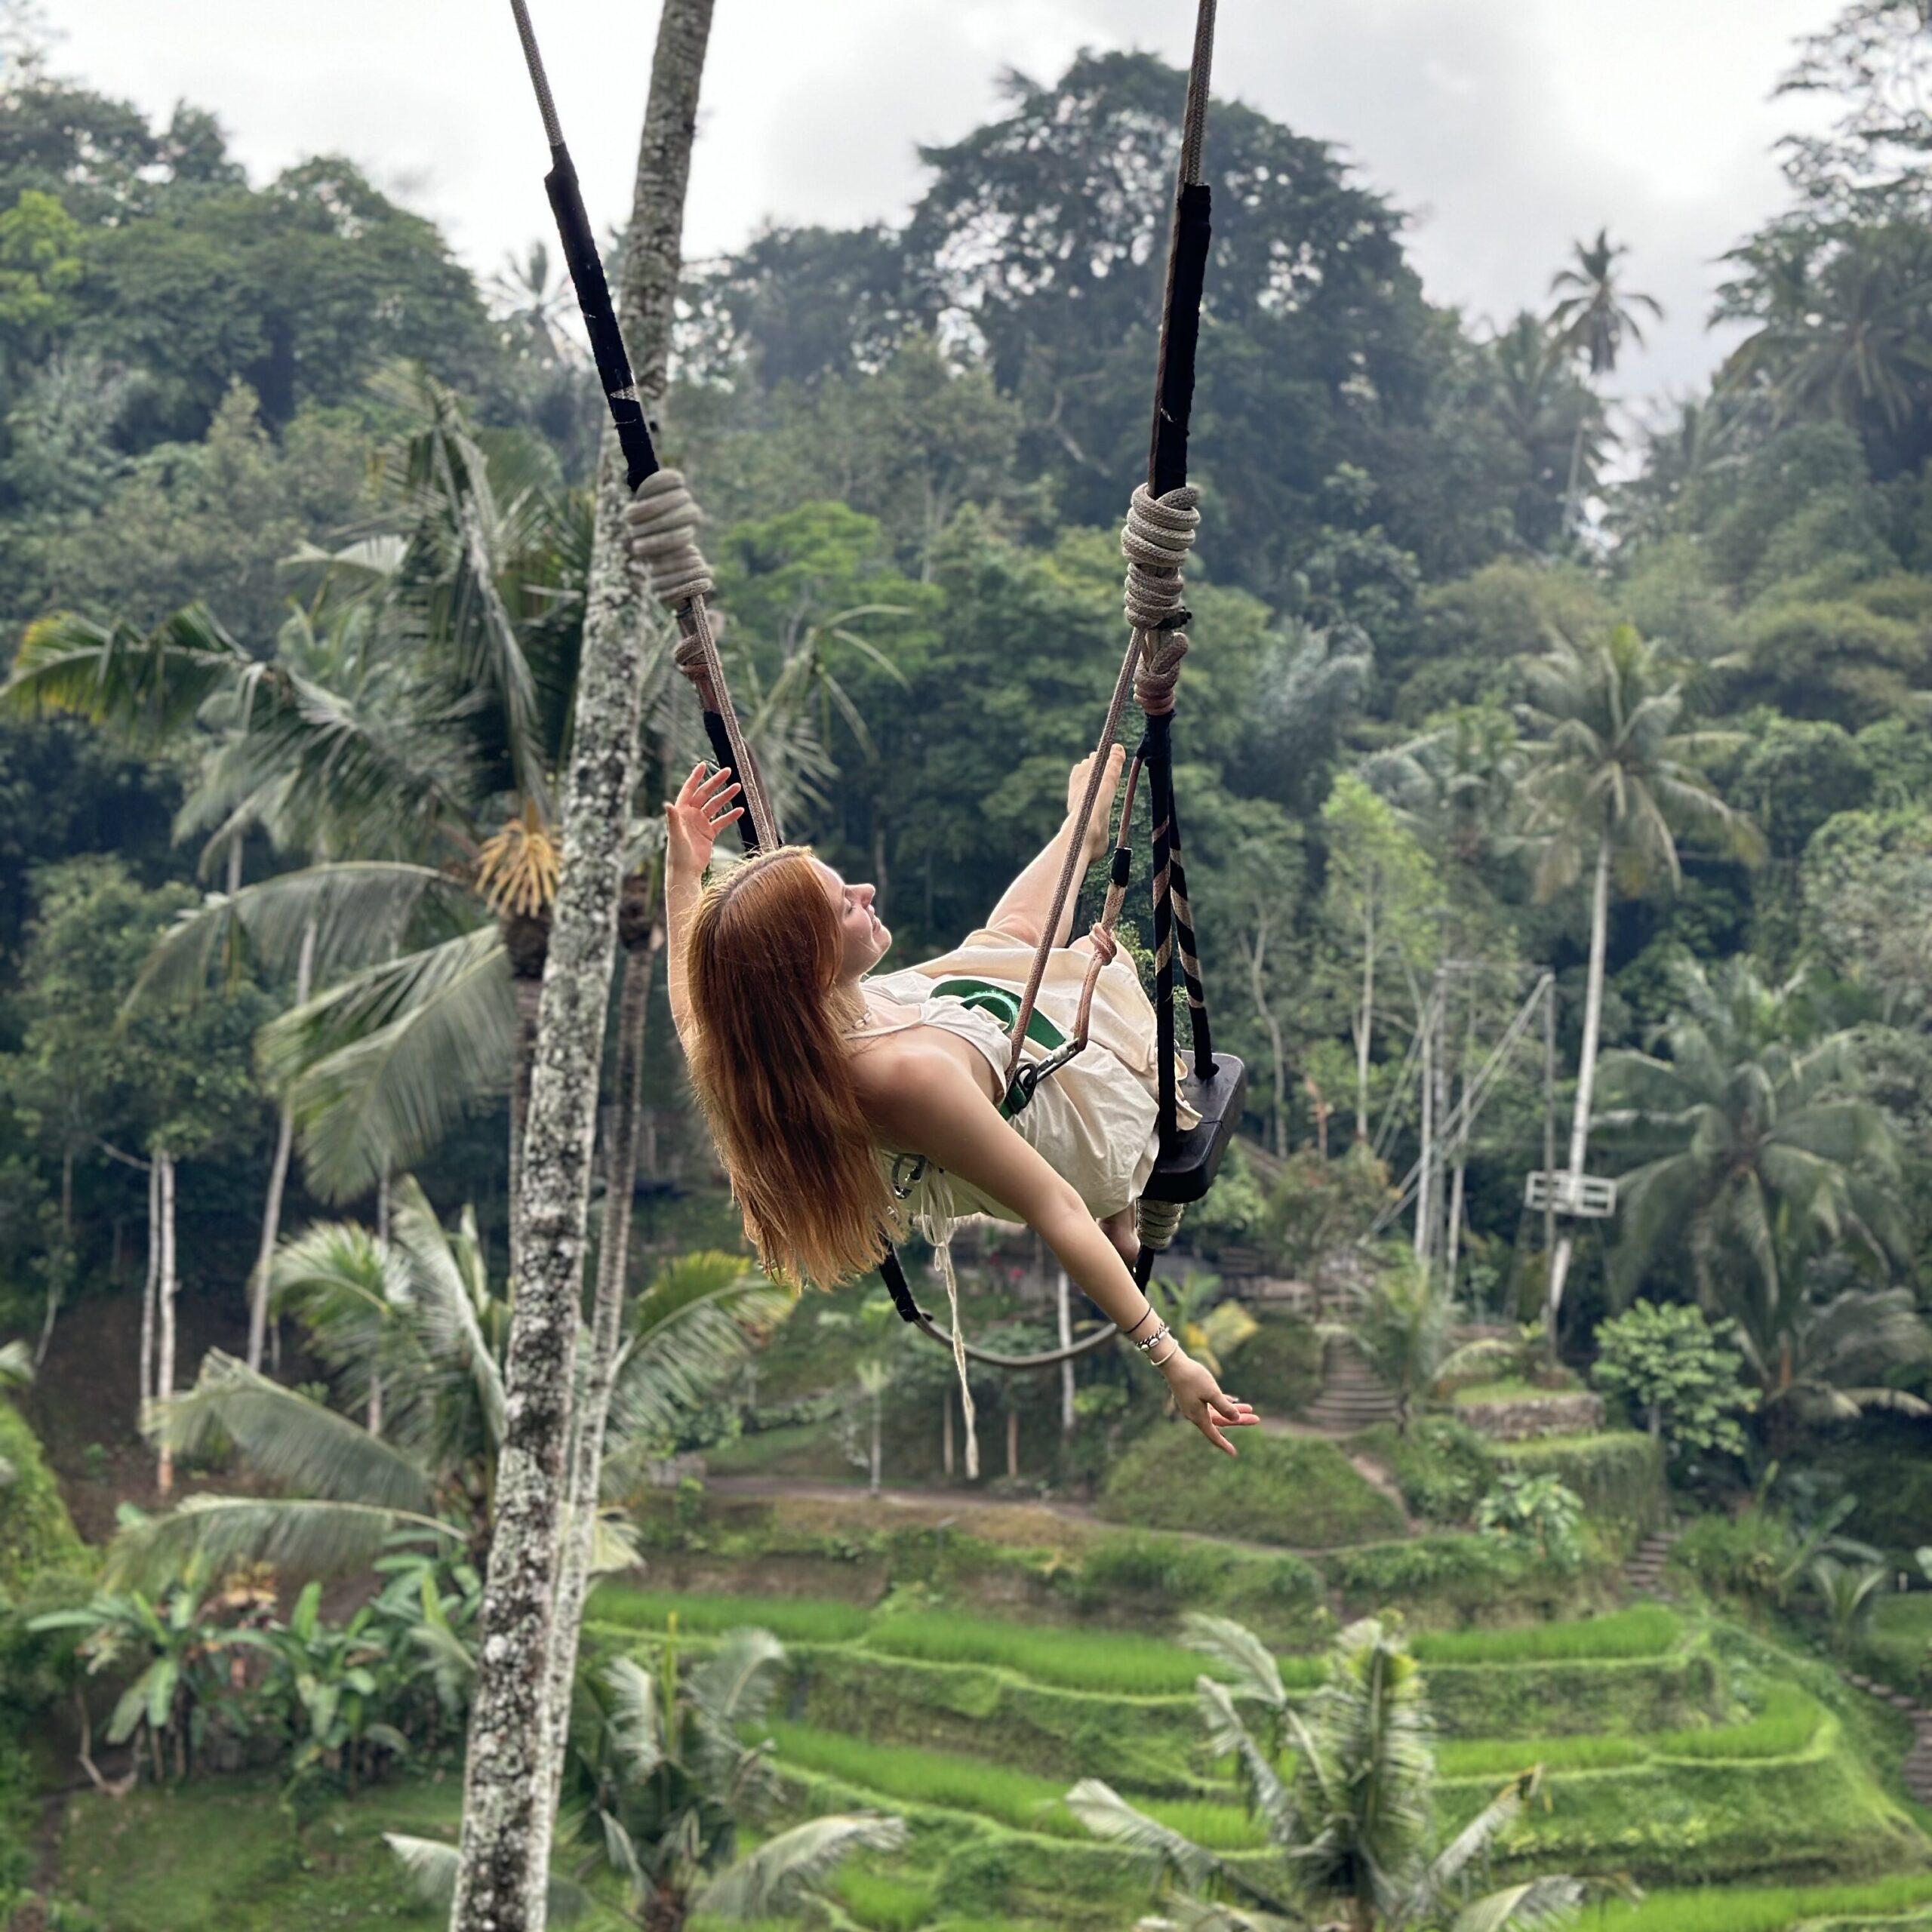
[{"left": 1524, "top": 1170, "right": 1617, "bottom": 1218}]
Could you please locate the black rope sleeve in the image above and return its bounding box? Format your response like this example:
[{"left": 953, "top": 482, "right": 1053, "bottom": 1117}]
[
  {"left": 543, "top": 142, "right": 658, "bottom": 492},
  {"left": 1148, "top": 183, "right": 1213, "bottom": 500},
  {"left": 879, "top": 1247, "right": 927, "bottom": 1324},
  {"left": 700, "top": 712, "right": 761, "bottom": 856},
  {"left": 1144, "top": 712, "right": 1179, "bottom": 1146}
]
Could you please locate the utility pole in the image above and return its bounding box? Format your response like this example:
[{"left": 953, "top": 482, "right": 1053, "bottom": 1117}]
[
  {"left": 1543, "top": 972, "right": 1558, "bottom": 1268},
  {"left": 1413, "top": 971, "right": 1436, "bottom": 1265}
]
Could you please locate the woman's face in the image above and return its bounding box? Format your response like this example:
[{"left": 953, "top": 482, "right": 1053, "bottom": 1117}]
[{"left": 814, "top": 860, "right": 890, "bottom": 978}]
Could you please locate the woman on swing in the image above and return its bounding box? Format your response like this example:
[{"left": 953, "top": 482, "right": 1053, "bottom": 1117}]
[{"left": 663, "top": 749, "right": 1260, "bottom": 1459}]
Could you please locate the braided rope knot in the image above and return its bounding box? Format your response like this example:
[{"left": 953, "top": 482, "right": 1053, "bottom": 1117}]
[
  {"left": 623, "top": 468, "right": 715, "bottom": 610},
  {"left": 1086, "top": 924, "right": 1118, "bottom": 965},
  {"left": 1122, "top": 483, "right": 1201, "bottom": 717}
]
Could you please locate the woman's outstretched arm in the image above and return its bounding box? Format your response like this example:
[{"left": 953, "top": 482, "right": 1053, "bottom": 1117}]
[
  {"left": 663, "top": 762, "right": 744, "bottom": 1052},
  {"left": 983, "top": 746, "right": 1126, "bottom": 948},
  {"left": 858, "top": 1041, "right": 1259, "bottom": 1456}
]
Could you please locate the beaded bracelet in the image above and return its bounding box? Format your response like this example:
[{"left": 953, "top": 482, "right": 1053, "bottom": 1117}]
[{"left": 1133, "top": 1318, "right": 1173, "bottom": 1356}]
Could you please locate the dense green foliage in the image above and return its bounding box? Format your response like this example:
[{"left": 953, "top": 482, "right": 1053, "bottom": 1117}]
[{"left": 1098, "top": 1426, "right": 1407, "bottom": 1546}]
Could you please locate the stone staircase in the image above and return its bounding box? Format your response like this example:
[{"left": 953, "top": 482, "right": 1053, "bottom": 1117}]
[
  {"left": 1845, "top": 1670, "right": 1932, "bottom": 1806},
  {"left": 1306, "top": 1339, "right": 1398, "bottom": 1432},
  {"left": 1623, "top": 1526, "right": 1681, "bottom": 1601}
]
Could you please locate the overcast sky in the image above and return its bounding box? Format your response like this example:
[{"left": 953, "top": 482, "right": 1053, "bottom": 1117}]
[{"left": 54, "top": 0, "right": 1842, "bottom": 416}]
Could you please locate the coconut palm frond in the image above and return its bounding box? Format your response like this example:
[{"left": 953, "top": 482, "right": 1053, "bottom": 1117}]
[
  {"left": 265, "top": 928, "right": 515, "bottom": 1201},
  {"left": 387, "top": 1177, "right": 507, "bottom": 1446},
  {"left": 589, "top": 1509, "right": 645, "bottom": 1580},
  {"left": 688, "top": 1627, "right": 789, "bottom": 1737},
  {"left": 215, "top": 657, "right": 475, "bottom": 854},
  {"left": 1447, "top": 1875, "right": 1586, "bottom": 1932},
  {"left": 1195, "top": 1681, "right": 1296, "bottom": 1846},
  {"left": 149, "top": 1351, "right": 432, "bottom": 1513},
  {"left": 272, "top": 1221, "right": 408, "bottom": 1377},
  {"left": 383, "top": 1834, "right": 589, "bottom": 1924},
  {"left": 1, "top": 604, "right": 248, "bottom": 744},
  {"left": 130, "top": 863, "right": 478, "bottom": 1010},
  {"left": 1065, "top": 1779, "right": 1220, "bottom": 1892},
  {"left": 599, "top": 1656, "right": 666, "bottom": 1781},
  {"left": 1182, "top": 1612, "right": 1288, "bottom": 1709},
  {"left": 1426, "top": 1770, "right": 1540, "bottom": 1895},
  {"left": 605, "top": 1257, "right": 791, "bottom": 1451},
  {"left": 695, "top": 1814, "right": 908, "bottom": 1921},
  {"left": 108, "top": 1497, "right": 459, "bottom": 1590}
]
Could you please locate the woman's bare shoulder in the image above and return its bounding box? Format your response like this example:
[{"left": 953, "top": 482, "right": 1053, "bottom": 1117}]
[{"left": 849, "top": 1031, "right": 980, "bottom": 1134}]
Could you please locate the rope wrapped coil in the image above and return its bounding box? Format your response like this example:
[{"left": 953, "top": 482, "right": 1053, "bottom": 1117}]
[
  {"left": 623, "top": 467, "right": 727, "bottom": 672},
  {"left": 623, "top": 467, "right": 713, "bottom": 607},
  {"left": 1121, "top": 483, "right": 1201, "bottom": 717}
]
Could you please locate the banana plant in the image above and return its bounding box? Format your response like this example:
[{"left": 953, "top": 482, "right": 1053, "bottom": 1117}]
[{"left": 29, "top": 1556, "right": 271, "bottom": 1785}]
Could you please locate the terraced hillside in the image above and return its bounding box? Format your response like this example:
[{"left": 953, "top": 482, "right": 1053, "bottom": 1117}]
[{"left": 583, "top": 1584, "right": 1932, "bottom": 1931}]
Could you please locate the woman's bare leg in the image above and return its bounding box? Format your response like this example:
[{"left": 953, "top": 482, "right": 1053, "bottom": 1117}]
[{"left": 1100, "top": 1207, "right": 1139, "bottom": 1269}]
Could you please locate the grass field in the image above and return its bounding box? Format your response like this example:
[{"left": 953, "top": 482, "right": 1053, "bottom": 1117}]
[
  {"left": 766, "top": 1720, "right": 1268, "bottom": 1849},
  {"left": 865, "top": 1608, "right": 1252, "bottom": 1695},
  {"left": 53, "top": 1775, "right": 481, "bottom": 1932},
  {"left": 586, "top": 1583, "right": 872, "bottom": 1644},
  {"left": 1411, "top": 1604, "right": 1681, "bottom": 1663},
  {"left": 1577, "top": 1872, "right": 1932, "bottom": 1931},
  {"left": 1654, "top": 1685, "right": 1825, "bottom": 1761}
]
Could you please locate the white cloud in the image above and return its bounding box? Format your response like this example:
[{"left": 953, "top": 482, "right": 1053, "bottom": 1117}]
[{"left": 54, "top": 0, "right": 1842, "bottom": 406}]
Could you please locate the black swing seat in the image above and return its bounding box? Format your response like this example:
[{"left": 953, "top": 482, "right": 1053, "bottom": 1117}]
[{"left": 1142, "top": 1053, "right": 1247, "bottom": 1204}]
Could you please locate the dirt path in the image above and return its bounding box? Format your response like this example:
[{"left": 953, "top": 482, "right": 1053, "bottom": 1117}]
[{"left": 1259, "top": 1417, "right": 1415, "bottom": 1534}]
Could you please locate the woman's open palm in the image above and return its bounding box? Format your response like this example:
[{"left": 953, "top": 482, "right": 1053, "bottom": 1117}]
[{"left": 666, "top": 762, "right": 744, "bottom": 875}]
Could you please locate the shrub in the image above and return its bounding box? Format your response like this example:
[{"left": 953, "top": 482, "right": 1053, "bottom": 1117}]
[
  {"left": 1592, "top": 1300, "right": 1756, "bottom": 1461},
  {"left": 1669, "top": 1509, "right": 1808, "bottom": 1611},
  {"left": 1476, "top": 1472, "right": 1585, "bottom": 1568},
  {"left": 1487, "top": 1431, "right": 1666, "bottom": 1534},
  {"left": 1097, "top": 1427, "right": 1404, "bottom": 1549},
  {"left": 1067, "top": 1533, "right": 1324, "bottom": 1628},
  {"left": 1232, "top": 1315, "right": 1324, "bottom": 1417},
  {"left": 1355, "top": 1417, "right": 1491, "bottom": 1524},
  {"left": 0, "top": 1400, "right": 85, "bottom": 1589}
]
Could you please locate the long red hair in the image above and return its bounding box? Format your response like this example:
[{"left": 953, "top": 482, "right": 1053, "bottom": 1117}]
[{"left": 684, "top": 847, "right": 894, "bottom": 1287}]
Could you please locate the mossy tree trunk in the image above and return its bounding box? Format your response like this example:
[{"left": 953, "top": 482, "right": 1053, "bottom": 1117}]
[{"left": 450, "top": 5, "right": 715, "bottom": 1926}]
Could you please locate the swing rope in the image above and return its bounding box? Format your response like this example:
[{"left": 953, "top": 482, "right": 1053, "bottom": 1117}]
[{"left": 608, "top": 0, "right": 1233, "bottom": 1384}]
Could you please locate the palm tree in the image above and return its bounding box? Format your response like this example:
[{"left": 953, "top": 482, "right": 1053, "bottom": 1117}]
[
  {"left": 1484, "top": 314, "right": 1605, "bottom": 551},
  {"left": 1597, "top": 958, "right": 1929, "bottom": 1429},
  {"left": 392, "top": 1633, "right": 903, "bottom": 1930},
  {"left": 1718, "top": 223, "right": 1932, "bottom": 451},
  {"left": 1547, "top": 229, "right": 1663, "bottom": 535},
  {"left": 1069, "top": 1614, "right": 1581, "bottom": 1931},
  {"left": 1515, "top": 623, "right": 1761, "bottom": 1345},
  {"left": 1548, "top": 229, "right": 1663, "bottom": 380},
  {"left": 109, "top": 1183, "right": 783, "bottom": 1586},
  {"left": 1319, "top": 1254, "right": 1511, "bottom": 1435}
]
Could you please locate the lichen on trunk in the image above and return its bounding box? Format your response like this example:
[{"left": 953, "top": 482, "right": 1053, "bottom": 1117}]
[{"left": 450, "top": 5, "right": 716, "bottom": 1926}]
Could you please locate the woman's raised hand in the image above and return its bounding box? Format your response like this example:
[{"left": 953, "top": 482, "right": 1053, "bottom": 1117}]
[
  {"left": 665, "top": 761, "right": 744, "bottom": 877},
  {"left": 1157, "top": 1350, "right": 1260, "bottom": 1458},
  {"left": 1068, "top": 743, "right": 1128, "bottom": 863}
]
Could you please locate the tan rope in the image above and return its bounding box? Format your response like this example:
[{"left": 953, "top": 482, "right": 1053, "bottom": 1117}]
[
  {"left": 1001, "top": 482, "right": 1202, "bottom": 1081},
  {"left": 623, "top": 468, "right": 781, "bottom": 851}
]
